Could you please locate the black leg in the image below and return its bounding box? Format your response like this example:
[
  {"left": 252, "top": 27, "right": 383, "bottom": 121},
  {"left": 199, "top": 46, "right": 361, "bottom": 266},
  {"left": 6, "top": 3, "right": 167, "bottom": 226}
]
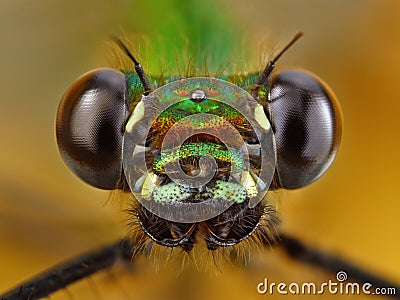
[
  {"left": 279, "top": 234, "right": 400, "bottom": 299},
  {"left": 2, "top": 235, "right": 399, "bottom": 299},
  {"left": 0, "top": 239, "right": 132, "bottom": 300}
]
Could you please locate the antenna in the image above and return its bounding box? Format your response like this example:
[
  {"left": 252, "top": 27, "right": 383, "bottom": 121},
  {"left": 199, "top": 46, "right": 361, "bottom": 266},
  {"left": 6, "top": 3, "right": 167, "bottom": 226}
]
[
  {"left": 252, "top": 32, "right": 303, "bottom": 98},
  {"left": 112, "top": 37, "right": 152, "bottom": 95}
]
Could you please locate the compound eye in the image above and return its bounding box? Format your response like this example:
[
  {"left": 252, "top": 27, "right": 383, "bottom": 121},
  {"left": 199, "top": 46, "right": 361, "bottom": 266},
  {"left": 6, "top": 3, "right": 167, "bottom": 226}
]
[
  {"left": 269, "top": 70, "right": 342, "bottom": 189},
  {"left": 56, "top": 68, "right": 130, "bottom": 189}
]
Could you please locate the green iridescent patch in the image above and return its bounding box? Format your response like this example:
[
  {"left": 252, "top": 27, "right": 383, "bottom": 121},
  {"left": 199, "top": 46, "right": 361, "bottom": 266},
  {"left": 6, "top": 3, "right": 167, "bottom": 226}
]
[
  {"left": 174, "top": 99, "right": 220, "bottom": 114},
  {"left": 153, "top": 143, "right": 244, "bottom": 173}
]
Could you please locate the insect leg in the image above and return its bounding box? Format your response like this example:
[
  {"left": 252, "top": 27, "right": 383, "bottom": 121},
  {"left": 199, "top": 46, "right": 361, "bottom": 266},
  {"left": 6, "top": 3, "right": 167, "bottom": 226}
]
[
  {"left": 278, "top": 234, "right": 400, "bottom": 299},
  {"left": 0, "top": 239, "right": 132, "bottom": 300}
]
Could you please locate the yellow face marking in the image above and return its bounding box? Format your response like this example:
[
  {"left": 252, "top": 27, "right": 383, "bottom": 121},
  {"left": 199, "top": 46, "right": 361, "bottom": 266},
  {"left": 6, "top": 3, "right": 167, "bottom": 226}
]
[
  {"left": 254, "top": 104, "right": 270, "bottom": 131},
  {"left": 126, "top": 100, "right": 144, "bottom": 133},
  {"left": 240, "top": 170, "right": 258, "bottom": 198}
]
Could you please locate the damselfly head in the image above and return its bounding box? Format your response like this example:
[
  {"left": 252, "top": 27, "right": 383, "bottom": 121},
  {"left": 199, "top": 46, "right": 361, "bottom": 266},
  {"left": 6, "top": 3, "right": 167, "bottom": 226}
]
[{"left": 55, "top": 34, "right": 342, "bottom": 252}]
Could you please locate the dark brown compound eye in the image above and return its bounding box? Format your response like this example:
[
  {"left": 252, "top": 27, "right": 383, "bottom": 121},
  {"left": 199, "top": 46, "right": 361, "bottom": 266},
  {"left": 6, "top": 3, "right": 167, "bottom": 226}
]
[
  {"left": 55, "top": 68, "right": 130, "bottom": 189},
  {"left": 268, "top": 69, "right": 342, "bottom": 189}
]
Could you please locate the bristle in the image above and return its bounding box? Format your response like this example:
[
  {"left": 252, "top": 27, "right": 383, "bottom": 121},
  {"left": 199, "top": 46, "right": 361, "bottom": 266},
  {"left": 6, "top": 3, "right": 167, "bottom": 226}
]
[
  {"left": 105, "top": 33, "right": 277, "bottom": 78},
  {"left": 124, "top": 191, "right": 281, "bottom": 273}
]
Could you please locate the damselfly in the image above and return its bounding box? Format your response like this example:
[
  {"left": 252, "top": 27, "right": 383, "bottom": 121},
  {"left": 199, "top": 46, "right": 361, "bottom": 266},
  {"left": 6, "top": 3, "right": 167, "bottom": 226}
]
[{"left": 1, "top": 31, "right": 399, "bottom": 300}]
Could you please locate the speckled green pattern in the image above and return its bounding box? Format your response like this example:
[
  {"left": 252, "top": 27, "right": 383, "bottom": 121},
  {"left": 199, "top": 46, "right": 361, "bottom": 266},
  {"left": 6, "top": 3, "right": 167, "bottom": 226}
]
[
  {"left": 153, "top": 143, "right": 244, "bottom": 173},
  {"left": 152, "top": 180, "right": 246, "bottom": 204}
]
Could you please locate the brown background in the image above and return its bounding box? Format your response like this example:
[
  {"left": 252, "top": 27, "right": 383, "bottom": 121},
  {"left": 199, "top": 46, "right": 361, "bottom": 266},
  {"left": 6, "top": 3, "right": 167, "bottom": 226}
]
[{"left": 0, "top": 1, "right": 399, "bottom": 299}]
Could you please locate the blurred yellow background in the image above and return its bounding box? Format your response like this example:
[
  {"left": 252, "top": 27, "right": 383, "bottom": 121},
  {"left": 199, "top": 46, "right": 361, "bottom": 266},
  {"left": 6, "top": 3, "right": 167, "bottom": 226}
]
[{"left": 0, "top": 0, "right": 399, "bottom": 299}]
